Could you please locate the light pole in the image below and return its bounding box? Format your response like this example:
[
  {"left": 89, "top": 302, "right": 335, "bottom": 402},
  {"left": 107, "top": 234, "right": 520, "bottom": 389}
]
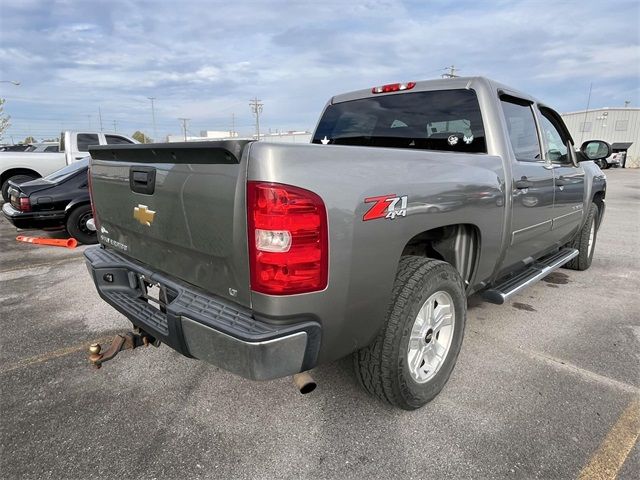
[{"left": 148, "top": 97, "right": 157, "bottom": 142}]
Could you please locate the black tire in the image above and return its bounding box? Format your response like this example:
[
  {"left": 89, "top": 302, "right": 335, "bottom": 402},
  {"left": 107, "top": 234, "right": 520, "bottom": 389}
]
[
  {"left": 601, "top": 161, "right": 610, "bottom": 169},
  {"left": 2, "top": 174, "right": 38, "bottom": 202},
  {"left": 65, "top": 204, "right": 97, "bottom": 245},
  {"left": 354, "top": 256, "right": 466, "bottom": 410},
  {"left": 564, "top": 203, "right": 599, "bottom": 271}
]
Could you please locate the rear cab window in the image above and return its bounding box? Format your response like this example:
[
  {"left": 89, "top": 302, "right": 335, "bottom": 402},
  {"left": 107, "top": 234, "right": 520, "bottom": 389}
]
[{"left": 312, "top": 89, "right": 487, "bottom": 153}]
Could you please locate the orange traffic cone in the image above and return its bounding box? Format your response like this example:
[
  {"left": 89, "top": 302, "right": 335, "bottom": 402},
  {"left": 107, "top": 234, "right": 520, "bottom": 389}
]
[{"left": 16, "top": 235, "right": 78, "bottom": 249}]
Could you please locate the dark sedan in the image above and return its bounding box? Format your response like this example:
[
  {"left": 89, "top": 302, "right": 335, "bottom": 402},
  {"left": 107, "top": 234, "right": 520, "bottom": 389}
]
[{"left": 2, "top": 158, "right": 96, "bottom": 244}]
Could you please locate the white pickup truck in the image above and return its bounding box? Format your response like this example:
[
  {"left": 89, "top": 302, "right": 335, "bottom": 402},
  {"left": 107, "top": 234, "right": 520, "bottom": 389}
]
[{"left": 1, "top": 131, "right": 137, "bottom": 201}]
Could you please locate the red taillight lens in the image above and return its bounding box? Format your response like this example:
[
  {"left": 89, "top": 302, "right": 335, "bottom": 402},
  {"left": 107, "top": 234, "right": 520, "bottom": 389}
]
[
  {"left": 247, "top": 181, "right": 328, "bottom": 295},
  {"left": 87, "top": 166, "right": 100, "bottom": 230},
  {"left": 19, "top": 196, "right": 31, "bottom": 212},
  {"left": 372, "top": 82, "right": 416, "bottom": 94}
]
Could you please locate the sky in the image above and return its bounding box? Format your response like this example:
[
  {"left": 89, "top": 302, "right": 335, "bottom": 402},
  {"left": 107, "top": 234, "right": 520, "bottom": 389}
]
[{"left": 0, "top": 0, "right": 639, "bottom": 142}]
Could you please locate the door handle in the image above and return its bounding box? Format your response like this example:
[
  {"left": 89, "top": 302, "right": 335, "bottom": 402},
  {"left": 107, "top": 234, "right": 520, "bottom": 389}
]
[{"left": 515, "top": 178, "right": 533, "bottom": 189}]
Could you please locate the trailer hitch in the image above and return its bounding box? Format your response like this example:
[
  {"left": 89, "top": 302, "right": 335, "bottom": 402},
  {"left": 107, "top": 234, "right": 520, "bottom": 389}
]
[{"left": 88, "top": 330, "right": 158, "bottom": 369}]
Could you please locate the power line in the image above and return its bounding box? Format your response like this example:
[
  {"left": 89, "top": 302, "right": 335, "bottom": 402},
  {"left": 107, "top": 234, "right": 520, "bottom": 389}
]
[{"left": 249, "top": 97, "right": 263, "bottom": 140}]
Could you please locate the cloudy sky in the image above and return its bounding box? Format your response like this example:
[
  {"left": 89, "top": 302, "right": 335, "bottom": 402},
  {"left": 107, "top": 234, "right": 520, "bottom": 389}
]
[{"left": 0, "top": 0, "right": 638, "bottom": 142}]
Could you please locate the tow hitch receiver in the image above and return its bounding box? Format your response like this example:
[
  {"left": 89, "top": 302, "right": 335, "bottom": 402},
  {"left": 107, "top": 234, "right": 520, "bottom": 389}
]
[{"left": 88, "top": 330, "right": 158, "bottom": 369}]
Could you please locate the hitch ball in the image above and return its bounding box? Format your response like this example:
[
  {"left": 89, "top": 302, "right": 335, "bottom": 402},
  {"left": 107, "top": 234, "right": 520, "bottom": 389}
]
[{"left": 89, "top": 343, "right": 101, "bottom": 355}]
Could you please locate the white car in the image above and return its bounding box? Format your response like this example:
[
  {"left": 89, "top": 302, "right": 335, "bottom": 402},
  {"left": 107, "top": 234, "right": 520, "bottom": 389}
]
[{"left": 1, "top": 131, "right": 137, "bottom": 201}]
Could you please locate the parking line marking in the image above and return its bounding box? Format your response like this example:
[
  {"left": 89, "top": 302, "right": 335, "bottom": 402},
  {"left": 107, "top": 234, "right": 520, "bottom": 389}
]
[
  {"left": 0, "top": 336, "right": 113, "bottom": 375},
  {"left": 468, "top": 330, "right": 640, "bottom": 395},
  {"left": 578, "top": 399, "right": 640, "bottom": 480},
  {"left": 0, "top": 257, "right": 81, "bottom": 275}
]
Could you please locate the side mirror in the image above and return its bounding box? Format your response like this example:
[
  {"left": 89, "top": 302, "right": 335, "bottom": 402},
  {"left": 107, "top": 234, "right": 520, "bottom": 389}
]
[{"left": 579, "top": 140, "right": 611, "bottom": 161}]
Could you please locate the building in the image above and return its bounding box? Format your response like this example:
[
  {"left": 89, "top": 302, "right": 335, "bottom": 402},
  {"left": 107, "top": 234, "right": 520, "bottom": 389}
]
[
  {"left": 259, "top": 131, "right": 312, "bottom": 143},
  {"left": 561, "top": 108, "right": 639, "bottom": 168},
  {"left": 166, "top": 130, "right": 237, "bottom": 143}
]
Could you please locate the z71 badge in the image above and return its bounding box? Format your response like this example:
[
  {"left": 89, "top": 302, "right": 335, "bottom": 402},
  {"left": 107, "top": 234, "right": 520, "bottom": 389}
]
[{"left": 363, "top": 194, "right": 408, "bottom": 221}]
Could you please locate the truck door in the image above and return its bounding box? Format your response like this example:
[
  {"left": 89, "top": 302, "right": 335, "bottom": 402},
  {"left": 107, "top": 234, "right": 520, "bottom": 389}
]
[
  {"left": 499, "top": 96, "right": 555, "bottom": 272},
  {"left": 537, "top": 107, "right": 585, "bottom": 244}
]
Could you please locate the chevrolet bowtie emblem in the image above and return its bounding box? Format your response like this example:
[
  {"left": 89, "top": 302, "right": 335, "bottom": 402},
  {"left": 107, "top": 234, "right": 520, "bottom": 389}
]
[{"left": 133, "top": 204, "right": 156, "bottom": 226}]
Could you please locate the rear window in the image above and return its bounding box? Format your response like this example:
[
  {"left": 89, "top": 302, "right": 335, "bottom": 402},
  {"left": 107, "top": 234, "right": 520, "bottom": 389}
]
[
  {"left": 312, "top": 89, "right": 486, "bottom": 153},
  {"left": 45, "top": 158, "right": 89, "bottom": 182}
]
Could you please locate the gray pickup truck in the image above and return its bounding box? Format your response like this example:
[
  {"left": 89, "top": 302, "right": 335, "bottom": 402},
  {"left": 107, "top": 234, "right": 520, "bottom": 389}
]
[{"left": 85, "top": 77, "right": 609, "bottom": 409}]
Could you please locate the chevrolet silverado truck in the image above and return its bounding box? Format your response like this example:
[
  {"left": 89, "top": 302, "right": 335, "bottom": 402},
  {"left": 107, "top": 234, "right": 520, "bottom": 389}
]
[
  {"left": 84, "top": 77, "right": 609, "bottom": 409},
  {"left": 1, "top": 131, "right": 136, "bottom": 202}
]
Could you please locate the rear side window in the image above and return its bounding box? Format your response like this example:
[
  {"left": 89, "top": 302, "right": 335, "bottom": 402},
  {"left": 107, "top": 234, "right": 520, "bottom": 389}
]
[
  {"left": 44, "top": 145, "right": 59, "bottom": 152},
  {"left": 313, "top": 89, "right": 487, "bottom": 153},
  {"left": 500, "top": 98, "right": 541, "bottom": 162},
  {"left": 105, "top": 134, "right": 133, "bottom": 145},
  {"left": 77, "top": 133, "right": 99, "bottom": 152}
]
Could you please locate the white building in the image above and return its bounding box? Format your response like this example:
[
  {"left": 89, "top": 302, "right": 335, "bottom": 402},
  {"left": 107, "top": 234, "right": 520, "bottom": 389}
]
[
  {"left": 166, "top": 130, "right": 237, "bottom": 143},
  {"left": 561, "top": 108, "right": 639, "bottom": 168},
  {"left": 259, "top": 131, "right": 312, "bottom": 143}
]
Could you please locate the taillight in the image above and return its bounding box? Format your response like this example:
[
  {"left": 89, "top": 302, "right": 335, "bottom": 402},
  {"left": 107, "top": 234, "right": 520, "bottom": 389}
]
[
  {"left": 247, "top": 181, "right": 328, "bottom": 295},
  {"left": 372, "top": 82, "right": 416, "bottom": 94},
  {"left": 87, "top": 166, "right": 100, "bottom": 230},
  {"left": 19, "top": 196, "right": 31, "bottom": 212}
]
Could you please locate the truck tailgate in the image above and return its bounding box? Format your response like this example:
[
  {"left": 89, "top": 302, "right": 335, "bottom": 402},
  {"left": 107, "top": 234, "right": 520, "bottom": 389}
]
[{"left": 88, "top": 141, "right": 252, "bottom": 306}]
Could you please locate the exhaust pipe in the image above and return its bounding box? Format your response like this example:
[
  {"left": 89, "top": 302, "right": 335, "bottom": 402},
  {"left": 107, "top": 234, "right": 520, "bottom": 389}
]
[{"left": 292, "top": 371, "right": 316, "bottom": 394}]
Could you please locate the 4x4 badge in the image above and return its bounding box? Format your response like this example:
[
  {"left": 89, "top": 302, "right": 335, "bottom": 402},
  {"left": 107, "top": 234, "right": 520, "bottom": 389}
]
[
  {"left": 133, "top": 204, "right": 156, "bottom": 226},
  {"left": 363, "top": 195, "right": 408, "bottom": 221}
]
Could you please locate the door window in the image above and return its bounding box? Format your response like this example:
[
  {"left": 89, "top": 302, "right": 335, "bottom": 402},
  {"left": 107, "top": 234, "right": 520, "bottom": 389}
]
[
  {"left": 500, "top": 98, "right": 541, "bottom": 162},
  {"left": 539, "top": 110, "right": 570, "bottom": 164}
]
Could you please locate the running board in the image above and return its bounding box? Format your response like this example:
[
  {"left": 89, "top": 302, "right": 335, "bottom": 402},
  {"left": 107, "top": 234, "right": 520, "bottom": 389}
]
[{"left": 482, "top": 248, "right": 579, "bottom": 305}]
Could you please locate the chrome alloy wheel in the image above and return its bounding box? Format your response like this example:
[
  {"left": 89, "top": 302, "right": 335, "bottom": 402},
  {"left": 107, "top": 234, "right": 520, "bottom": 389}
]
[
  {"left": 587, "top": 217, "right": 596, "bottom": 257},
  {"left": 407, "top": 291, "right": 455, "bottom": 383}
]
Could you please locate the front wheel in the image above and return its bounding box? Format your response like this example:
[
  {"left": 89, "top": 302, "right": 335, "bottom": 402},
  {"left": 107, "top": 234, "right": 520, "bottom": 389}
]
[
  {"left": 65, "top": 204, "right": 97, "bottom": 245},
  {"left": 564, "top": 203, "right": 599, "bottom": 271},
  {"left": 354, "top": 256, "right": 466, "bottom": 410}
]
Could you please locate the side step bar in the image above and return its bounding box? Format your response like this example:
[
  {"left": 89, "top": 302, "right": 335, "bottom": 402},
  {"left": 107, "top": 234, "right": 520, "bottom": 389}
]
[{"left": 482, "top": 248, "right": 579, "bottom": 305}]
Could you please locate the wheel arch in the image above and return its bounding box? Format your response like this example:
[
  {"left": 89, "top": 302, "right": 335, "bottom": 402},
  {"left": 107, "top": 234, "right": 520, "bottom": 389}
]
[
  {"left": 64, "top": 198, "right": 91, "bottom": 217},
  {"left": 1, "top": 167, "right": 41, "bottom": 186},
  {"left": 400, "top": 223, "right": 481, "bottom": 289}
]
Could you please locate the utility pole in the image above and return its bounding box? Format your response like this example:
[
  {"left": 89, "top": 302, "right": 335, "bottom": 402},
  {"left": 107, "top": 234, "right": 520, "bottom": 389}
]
[
  {"left": 148, "top": 97, "right": 157, "bottom": 142},
  {"left": 231, "top": 113, "right": 236, "bottom": 138},
  {"left": 624, "top": 100, "right": 631, "bottom": 108},
  {"left": 179, "top": 118, "right": 190, "bottom": 141},
  {"left": 112, "top": 120, "right": 118, "bottom": 132},
  {"left": 98, "top": 106, "right": 103, "bottom": 132},
  {"left": 442, "top": 65, "right": 459, "bottom": 78},
  {"left": 249, "top": 97, "right": 263, "bottom": 140}
]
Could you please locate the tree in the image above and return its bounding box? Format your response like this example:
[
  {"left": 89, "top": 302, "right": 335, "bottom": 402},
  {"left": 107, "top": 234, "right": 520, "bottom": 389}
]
[
  {"left": 132, "top": 131, "right": 152, "bottom": 144},
  {"left": 0, "top": 98, "right": 10, "bottom": 142},
  {"left": 23, "top": 136, "right": 36, "bottom": 144}
]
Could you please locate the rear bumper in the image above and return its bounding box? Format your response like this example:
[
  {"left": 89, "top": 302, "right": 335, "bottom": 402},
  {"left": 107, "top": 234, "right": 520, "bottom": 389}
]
[
  {"left": 2, "top": 202, "right": 66, "bottom": 229},
  {"left": 84, "top": 246, "right": 320, "bottom": 380}
]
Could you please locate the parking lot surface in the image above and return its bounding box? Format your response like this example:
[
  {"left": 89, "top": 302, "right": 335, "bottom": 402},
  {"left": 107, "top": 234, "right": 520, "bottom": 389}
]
[{"left": 1, "top": 169, "right": 638, "bottom": 479}]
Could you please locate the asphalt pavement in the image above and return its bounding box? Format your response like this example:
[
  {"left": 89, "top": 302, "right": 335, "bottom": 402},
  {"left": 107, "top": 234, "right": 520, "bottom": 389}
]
[{"left": 1, "top": 169, "right": 638, "bottom": 479}]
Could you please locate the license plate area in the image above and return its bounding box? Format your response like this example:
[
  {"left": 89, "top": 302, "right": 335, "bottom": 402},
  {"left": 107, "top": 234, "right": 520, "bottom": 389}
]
[{"left": 137, "top": 275, "right": 177, "bottom": 313}]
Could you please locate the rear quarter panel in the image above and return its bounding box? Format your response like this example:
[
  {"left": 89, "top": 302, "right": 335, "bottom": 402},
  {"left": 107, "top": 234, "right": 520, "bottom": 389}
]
[{"left": 247, "top": 141, "right": 505, "bottom": 363}]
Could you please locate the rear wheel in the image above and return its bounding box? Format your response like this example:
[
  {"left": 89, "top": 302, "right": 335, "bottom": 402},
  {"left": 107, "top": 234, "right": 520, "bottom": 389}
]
[
  {"left": 354, "top": 256, "right": 466, "bottom": 410},
  {"left": 564, "top": 203, "right": 599, "bottom": 271},
  {"left": 65, "top": 204, "right": 97, "bottom": 245},
  {"left": 2, "top": 174, "right": 38, "bottom": 202}
]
